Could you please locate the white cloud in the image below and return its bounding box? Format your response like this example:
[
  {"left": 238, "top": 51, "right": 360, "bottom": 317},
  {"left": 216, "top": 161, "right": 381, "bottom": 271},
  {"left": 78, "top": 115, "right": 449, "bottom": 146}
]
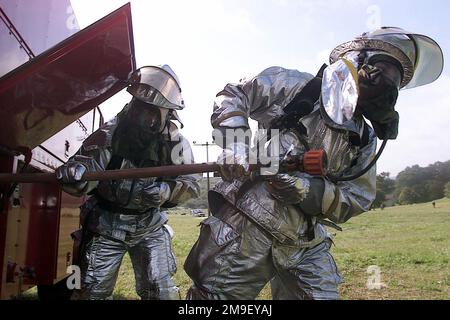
[
  {"left": 71, "top": 0, "right": 261, "bottom": 163},
  {"left": 272, "top": 0, "right": 370, "bottom": 9},
  {"left": 71, "top": 0, "right": 450, "bottom": 171},
  {"left": 71, "top": 0, "right": 126, "bottom": 27}
]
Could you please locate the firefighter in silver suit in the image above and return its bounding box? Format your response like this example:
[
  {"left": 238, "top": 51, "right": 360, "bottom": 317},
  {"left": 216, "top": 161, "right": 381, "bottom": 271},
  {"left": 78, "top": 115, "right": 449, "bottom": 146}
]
[
  {"left": 56, "top": 65, "right": 200, "bottom": 300},
  {"left": 184, "top": 27, "right": 443, "bottom": 300}
]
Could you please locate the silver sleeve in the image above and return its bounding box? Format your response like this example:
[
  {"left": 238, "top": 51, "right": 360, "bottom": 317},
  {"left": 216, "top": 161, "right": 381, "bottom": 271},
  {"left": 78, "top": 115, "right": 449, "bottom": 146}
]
[
  {"left": 163, "top": 135, "right": 201, "bottom": 206},
  {"left": 321, "top": 132, "right": 378, "bottom": 223},
  {"left": 211, "top": 67, "right": 315, "bottom": 130}
]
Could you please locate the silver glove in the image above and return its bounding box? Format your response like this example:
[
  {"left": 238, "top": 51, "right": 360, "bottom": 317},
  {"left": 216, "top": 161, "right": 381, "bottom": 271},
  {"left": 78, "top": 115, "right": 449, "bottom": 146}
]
[
  {"left": 55, "top": 155, "right": 103, "bottom": 195},
  {"left": 265, "top": 173, "right": 310, "bottom": 205},
  {"left": 55, "top": 162, "right": 87, "bottom": 184},
  {"left": 216, "top": 142, "right": 250, "bottom": 182},
  {"left": 141, "top": 182, "right": 172, "bottom": 208}
]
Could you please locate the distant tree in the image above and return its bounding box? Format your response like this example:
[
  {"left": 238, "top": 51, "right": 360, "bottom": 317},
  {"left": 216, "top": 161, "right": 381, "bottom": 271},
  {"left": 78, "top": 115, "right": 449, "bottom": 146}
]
[
  {"left": 398, "top": 187, "right": 420, "bottom": 205},
  {"left": 412, "top": 183, "right": 429, "bottom": 203},
  {"left": 445, "top": 182, "right": 450, "bottom": 198},
  {"left": 395, "top": 161, "right": 450, "bottom": 204},
  {"left": 425, "top": 180, "right": 445, "bottom": 201},
  {"left": 373, "top": 172, "right": 395, "bottom": 208}
]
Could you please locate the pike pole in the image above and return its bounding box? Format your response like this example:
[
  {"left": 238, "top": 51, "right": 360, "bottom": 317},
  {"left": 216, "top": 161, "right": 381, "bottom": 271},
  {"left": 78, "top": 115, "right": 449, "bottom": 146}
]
[{"left": 0, "top": 150, "right": 327, "bottom": 184}]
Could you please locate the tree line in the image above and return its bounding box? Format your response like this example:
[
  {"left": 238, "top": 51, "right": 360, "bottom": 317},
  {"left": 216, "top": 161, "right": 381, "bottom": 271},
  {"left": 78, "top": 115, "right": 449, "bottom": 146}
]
[{"left": 374, "top": 160, "right": 450, "bottom": 207}]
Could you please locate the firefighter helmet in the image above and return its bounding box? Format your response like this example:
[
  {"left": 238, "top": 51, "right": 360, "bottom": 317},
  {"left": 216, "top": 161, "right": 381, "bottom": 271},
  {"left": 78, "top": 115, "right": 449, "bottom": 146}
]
[
  {"left": 127, "top": 64, "right": 185, "bottom": 109},
  {"left": 330, "top": 27, "right": 444, "bottom": 89}
]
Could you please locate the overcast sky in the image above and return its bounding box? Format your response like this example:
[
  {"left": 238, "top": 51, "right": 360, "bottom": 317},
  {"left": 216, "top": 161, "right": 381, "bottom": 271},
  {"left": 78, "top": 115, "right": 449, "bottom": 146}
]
[{"left": 71, "top": 0, "right": 450, "bottom": 176}]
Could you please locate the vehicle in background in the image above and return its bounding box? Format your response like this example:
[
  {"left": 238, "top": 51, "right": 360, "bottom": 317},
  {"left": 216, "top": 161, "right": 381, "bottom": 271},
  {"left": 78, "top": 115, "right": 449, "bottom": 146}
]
[{"left": 190, "top": 209, "right": 206, "bottom": 217}]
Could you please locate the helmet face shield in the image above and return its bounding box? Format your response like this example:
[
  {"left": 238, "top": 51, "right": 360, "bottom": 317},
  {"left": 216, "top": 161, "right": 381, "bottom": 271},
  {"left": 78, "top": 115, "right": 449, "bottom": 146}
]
[
  {"left": 404, "top": 34, "right": 444, "bottom": 89},
  {"left": 330, "top": 27, "right": 444, "bottom": 89},
  {"left": 127, "top": 65, "right": 185, "bottom": 109}
]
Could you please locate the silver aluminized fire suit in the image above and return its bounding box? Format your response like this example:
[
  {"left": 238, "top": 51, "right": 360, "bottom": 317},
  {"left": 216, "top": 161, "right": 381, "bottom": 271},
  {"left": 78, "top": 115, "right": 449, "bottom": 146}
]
[
  {"left": 185, "top": 66, "right": 377, "bottom": 300},
  {"left": 64, "top": 116, "right": 200, "bottom": 300}
]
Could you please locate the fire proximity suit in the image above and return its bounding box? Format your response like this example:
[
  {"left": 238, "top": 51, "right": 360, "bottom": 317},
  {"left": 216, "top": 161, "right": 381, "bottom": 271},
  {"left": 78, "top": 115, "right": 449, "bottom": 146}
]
[
  {"left": 185, "top": 27, "right": 443, "bottom": 300},
  {"left": 57, "top": 65, "right": 200, "bottom": 300}
]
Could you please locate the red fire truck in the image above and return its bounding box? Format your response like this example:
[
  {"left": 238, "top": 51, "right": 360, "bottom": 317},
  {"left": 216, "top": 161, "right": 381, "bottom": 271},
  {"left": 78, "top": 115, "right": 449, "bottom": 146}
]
[{"left": 0, "top": 1, "right": 135, "bottom": 299}]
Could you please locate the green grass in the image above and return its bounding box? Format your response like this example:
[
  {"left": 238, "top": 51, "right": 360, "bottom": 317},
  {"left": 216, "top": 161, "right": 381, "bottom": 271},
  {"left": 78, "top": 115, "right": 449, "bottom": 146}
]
[
  {"left": 111, "top": 199, "right": 450, "bottom": 300},
  {"left": 333, "top": 198, "right": 450, "bottom": 300},
  {"left": 23, "top": 198, "right": 450, "bottom": 300}
]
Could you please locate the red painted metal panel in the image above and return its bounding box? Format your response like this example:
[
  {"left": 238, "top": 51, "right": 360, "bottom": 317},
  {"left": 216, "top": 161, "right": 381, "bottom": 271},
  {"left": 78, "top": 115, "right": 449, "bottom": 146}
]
[
  {"left": 24, "top": 183, "right": 61, "bottom": 285},
  {"left": 56, "top": 190, "right": 83, "bottom": 282},
  {"left": 0, "top": 3, "right": 135, "bottom": 152},
  {"left": 0, "top": 155, "right": 14, "bottom": 293}
]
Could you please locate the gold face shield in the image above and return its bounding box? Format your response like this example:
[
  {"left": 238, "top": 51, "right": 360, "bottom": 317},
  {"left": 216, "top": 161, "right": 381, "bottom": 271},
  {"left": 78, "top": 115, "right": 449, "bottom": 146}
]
[{"left": 321, "top": 52, "right": 360, "bottom": 125}]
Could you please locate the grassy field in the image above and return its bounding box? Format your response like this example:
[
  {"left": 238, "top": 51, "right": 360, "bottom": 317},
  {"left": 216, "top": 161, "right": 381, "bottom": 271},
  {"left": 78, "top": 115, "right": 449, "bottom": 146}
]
[
  {"left": 23, "top": 198, "right": 450, "bottom": 300},
  {"left": 111, "top": 198, "right": 450, "bottom": 300}
]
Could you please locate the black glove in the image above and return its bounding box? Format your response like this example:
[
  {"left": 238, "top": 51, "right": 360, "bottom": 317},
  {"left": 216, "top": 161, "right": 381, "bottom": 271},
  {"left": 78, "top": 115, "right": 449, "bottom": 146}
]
[{"left": 357, "top": 64, "right": 400, "bottom": 140}]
